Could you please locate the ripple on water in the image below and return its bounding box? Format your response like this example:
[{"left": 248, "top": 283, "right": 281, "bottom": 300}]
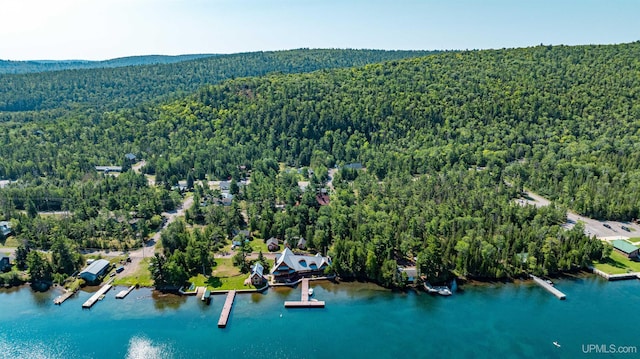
[
  {"left": 125, "top": 336, "right": 173, "bottom": 359},
  {"left": 0, "top": 337, "right": 70, "bottom": 359}
]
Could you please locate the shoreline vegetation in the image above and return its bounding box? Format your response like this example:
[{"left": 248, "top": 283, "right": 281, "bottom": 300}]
[{"left": 4, "top": 43, "right": 640, "bottom": 297}]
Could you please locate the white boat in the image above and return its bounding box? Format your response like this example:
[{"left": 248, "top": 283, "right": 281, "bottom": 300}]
[
  {"left": 437, "top": 288, "right": 452, "bottom": 296},
  {"left": 553, "top": 341, "right": 561, "bottom": 348},
  {"left": 308, "top": 288, "right": 314, "bottom": 296}
]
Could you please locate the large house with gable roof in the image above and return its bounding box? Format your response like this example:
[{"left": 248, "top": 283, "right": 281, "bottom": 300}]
[{"left": 271, "top": 248, "right": 331, "bottom": 281}]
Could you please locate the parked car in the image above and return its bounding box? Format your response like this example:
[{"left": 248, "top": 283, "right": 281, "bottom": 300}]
[
  {"left": 116, "top": 266, "right": 125, "bottom": 273},
  {"left": 603, "top": 223, "right": 612, "bottom": 229},
  {"left": 621, "top": 225, "right": 631, "bottom": 232}
]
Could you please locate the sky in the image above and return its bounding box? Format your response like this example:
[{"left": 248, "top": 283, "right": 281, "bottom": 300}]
[{"left": 1, "top": 0, "right": 639, "bottom": 61}]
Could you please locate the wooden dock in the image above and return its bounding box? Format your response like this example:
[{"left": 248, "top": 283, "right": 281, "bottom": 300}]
[
  {"left": 590, "top": 267, "right": 640, "bottom": 281},
  {"left": 217, "top": 290, "right": 236, "bottom": 328},
  {"left": 82, "top": 284, "right": 112, "bottom": 308},
  {"left": 530, "top": 275, "right": 566, "bottom": 300},
  {"left": 284, "top": 300, "right": 326, "bottom": 308},
  {"left": 115, "top": 286, "right": 135, "bottom": 299},
  {"left": 284, "top": 278, "right": 325, "bottom": 308},
  {"left": 54, "top": 289, "right": 76, "bottom": 305}
]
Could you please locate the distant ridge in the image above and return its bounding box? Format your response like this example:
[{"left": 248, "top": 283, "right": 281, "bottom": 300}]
[
  {"left": 0, "top": 54, "right": 218, "bottom": 74},
  {"left": 0, "top": 49, "right": 438, "bottom": 112}
]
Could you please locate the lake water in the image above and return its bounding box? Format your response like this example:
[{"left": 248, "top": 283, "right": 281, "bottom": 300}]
[{"left": 1, "top": 276, "right": 639, "bottom": 358}]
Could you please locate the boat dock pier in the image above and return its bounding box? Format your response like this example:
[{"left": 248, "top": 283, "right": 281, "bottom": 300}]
[
  {"left": 530, "top": 275, "right": 566, "bottom": 300},
  {"left": 115, "top": 286, "right": 135, "bottom": 299},
  {"left": 217, "top": 290, "right": 236, "bottom": 328},
  {"left": 284, "top": 278, "right": 325, "bottom": 308},
  {"left": 82, "top": 284, "right": 113, "bottom": 308},
  {"left": 54, "top": 289, "right": 76, "bottom": 305},
  {"left": 590, "top": 267, "right": 640, "bottom": 281}
]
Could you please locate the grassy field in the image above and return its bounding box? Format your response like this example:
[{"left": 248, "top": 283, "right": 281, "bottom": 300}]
[
  {"left": 113, "top": 258, "right": 154, "bottom": 287},
  {"left": 593, "top": 251, "right": 640, "bottom": 274},
  {"left": 2, "top": 236, "right": 21, "bottom": 247},
  {"left": 189, "top": 257, "right": 259, "bottom": 291}
]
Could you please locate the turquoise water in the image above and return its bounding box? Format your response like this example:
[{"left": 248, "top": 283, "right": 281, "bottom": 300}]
[{"left": 1, "top": 276, "right": 639, "bottom": 358}]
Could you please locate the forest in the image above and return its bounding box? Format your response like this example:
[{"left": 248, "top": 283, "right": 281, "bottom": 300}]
[
  {"left": 0, "top": 54, "right": 216, "bottom": 75},
  {"left": 5, "top": 42, "right": 640, "bottom": 287},
  {"left": 0, "top": 48, "right": 435, "bottom": 113}
]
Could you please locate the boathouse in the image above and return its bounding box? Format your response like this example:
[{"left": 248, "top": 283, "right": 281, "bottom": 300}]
[
  {"left": 79, "top": 259, "right": 110, "bottom": 282},
  {"left": 250, "top": 262, "right": 265, "bottom": 286},
  {"left": 271, "top": 248, "right": 331, "bottom": 281},
  {"left": 611, "top": 240, "right": 639, "bottom": 259}
]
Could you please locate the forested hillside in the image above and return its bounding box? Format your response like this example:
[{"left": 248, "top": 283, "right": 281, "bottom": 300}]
[
  {"left": 0, "top": 49, "right": 435, "bottom": 112},
  {"left": 0, "top": 54, "right": 216, "bottom": 75},
  {"left": 5, "top": 42, "right": 640, "bottom": 285}
]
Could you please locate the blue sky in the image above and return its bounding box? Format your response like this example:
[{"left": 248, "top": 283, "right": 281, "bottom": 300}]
[{"left": 1, "top": 0, "right": 639, "bottom": 60}]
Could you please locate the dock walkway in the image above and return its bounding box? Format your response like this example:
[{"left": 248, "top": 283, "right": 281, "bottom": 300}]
[
  {"left": 54, "top": 289, "right": 77, "bottom": 305},
  {"left": 82, "top": 284, "right": 112, "bottom": 308},
  {"left": 115, "top": 286, "right": 135, "bottom": 299},
  {"left": 284, "top": 278, "right": 325, "bottom": 308},
  {"left": 530, "top": 275, "right": 566, "bottom": 300},
  {"left": 590, "top": 267, "right": 640, "bottom": 281},
  {"left": 217, "top": 290, "right": 236, "bottom": 328}
]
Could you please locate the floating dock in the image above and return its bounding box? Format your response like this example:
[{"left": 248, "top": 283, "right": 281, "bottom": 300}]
[
  {"left": 530, "top": 275, "right": 566, "bottom": 300},
  {"left": 54, "top": 289, "right": 76, "bottom": 305},
  {"left": 217, "top": 290, "right": 236, "bottom": 328},
  {"left": 82, "top": 284, "right": 112, "bottom": 308},
  {"left": 115, "top": 286, "right": 135, "bottom": 299},
  {"left": 284, "top": 278, "right": 325, "bottom": 308}
]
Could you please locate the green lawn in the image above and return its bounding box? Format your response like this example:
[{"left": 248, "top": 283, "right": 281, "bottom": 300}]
[
  {"left": 2, "top": 236, "right": 21, "bottom": 247},
  {"left": 593, "top": 251, "right": 640, "bottom": 274},
  {"left": 249, "top": 239, "right": 269, "bottom": 254},
  {"left": 188, "top": 257, "right": 259, "bottom": 291},
  {"left": 113, "top": 258, "right": 154, "bottom": 287}
]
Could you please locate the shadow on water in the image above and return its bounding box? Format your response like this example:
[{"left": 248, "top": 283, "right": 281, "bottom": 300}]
[
  {"left": 29, "top": 287, "right": 54, "bottom": 307},
  {"left": 152, "top": 290, "right": 187, "bottom": 310},
  {"left": 249, "top": 291, "right": 267, "bottom": 303}
]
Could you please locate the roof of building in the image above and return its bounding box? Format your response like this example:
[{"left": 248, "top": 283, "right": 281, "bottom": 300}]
[
  {"left": 219, "top": 181, "right": 231, "bottom": 190},
  {"left": 297, "top": 237, "right": 307, "bottom": 247},
  {"left": 401, "top": 267, "right": 418, "bottom": 278},
  {"left": 0, "top": 221, "right": 12, "bottom": 236},
  {"left": 80, "top": 259, "right": 110, "bottom": 276},
  {"left": 125, "top": 153, "right": 137, "bottom": 161},
  {"left": 344, "top": 162, "right": 363, "bottom": 170},
  {"left": 251, "top": 262, "right": 264, "bottom": 277},
  {"left": 266, "top": 237, "right": 278, "bottom": 246},
  {"left": 271, "top": 248, "right": 331, "bottom": 274},
  {"left": 612, "top": 240, "right": 639, "bottom": 254},
  {"left": 95, "top": 166, "right": 123, "bottom": 172}
]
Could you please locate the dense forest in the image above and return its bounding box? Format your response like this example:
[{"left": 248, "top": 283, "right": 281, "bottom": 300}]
[
  {"left": 0, "top": 54, "right": 216, "bottom": 75},
  {"left": 0, "top": 49, "right": 435, "bottom": 112},
  {"left": 6, "top": 42, "right": 640, "bottom": 286}
]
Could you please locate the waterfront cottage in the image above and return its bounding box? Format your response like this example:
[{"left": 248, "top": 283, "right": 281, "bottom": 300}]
[
  {"left": 399, "top": 267, "right": 418, "bottom": 284},
  {"left": 611, "top": 240, "right": 640, "bottom": 259},
  {"left": 250, "top": 262, "right": 265, "bottom": 286},
  {"left": 79, "top": 259, "right": 110, "bottom": 282},
  {"left": 271, "top": 248, "right": 331, "bottom": 281}
]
